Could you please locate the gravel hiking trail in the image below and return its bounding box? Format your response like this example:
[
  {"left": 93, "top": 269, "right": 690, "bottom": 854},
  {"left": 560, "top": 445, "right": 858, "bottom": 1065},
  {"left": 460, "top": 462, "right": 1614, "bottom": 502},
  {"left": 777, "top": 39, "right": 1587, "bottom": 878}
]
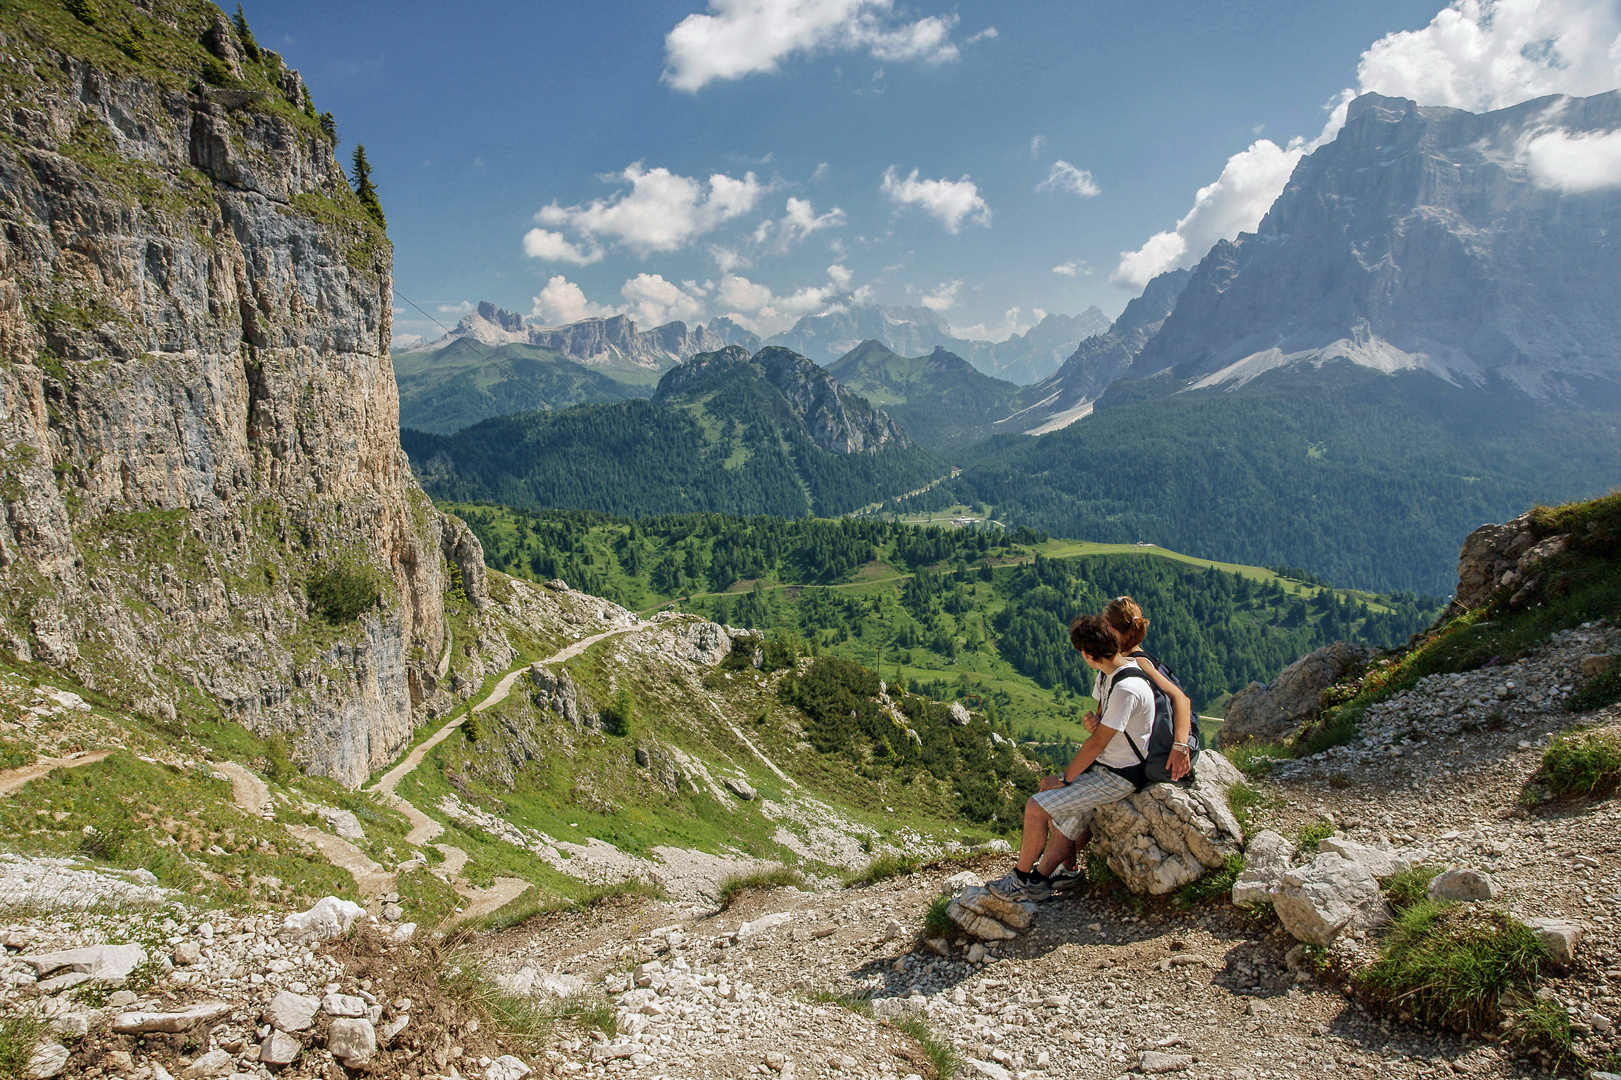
[{"left": 0, "top": 749, "right": 114, "bottom": 796}]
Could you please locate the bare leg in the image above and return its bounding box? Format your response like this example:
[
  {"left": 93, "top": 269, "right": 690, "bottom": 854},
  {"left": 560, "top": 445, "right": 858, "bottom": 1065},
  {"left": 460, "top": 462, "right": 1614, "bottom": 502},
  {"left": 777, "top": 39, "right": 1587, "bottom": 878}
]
[
  {"left": 1017, "top": 798, "right": 1052, "bottom": 873},
  {"left": 1035, "top": 828, "right": 1073, "bottom": 876}
]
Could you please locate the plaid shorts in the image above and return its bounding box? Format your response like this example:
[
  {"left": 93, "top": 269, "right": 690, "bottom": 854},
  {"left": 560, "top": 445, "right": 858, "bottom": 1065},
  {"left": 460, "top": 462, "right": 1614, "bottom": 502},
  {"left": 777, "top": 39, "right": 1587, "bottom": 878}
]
[{"left": 1030, "top": 767, "right": 1136, "bottom": 840}]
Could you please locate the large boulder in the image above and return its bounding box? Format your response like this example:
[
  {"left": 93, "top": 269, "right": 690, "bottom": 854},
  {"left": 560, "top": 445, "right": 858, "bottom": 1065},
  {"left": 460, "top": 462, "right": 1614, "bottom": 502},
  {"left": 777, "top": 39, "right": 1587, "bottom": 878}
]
[
  {"left": 1088, "top": 751, "right": 1245, "bottom": 895},
  {"left": 1219, "top": 642, "right": 1374, "bottom": 747},
  {"left": 1271, "top": 852, "right": 1391, "bottom": 946}
]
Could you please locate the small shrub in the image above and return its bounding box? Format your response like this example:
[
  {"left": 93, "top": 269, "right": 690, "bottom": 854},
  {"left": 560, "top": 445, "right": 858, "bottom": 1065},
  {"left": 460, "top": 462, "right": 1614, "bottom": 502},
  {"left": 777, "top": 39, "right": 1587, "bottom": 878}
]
[
  {"left": 1226, "top": 780, "right": 1263, "bottom": 833},
  {"left": 64, "top": 0, "right": 97, "bottom": 25},
  {"left": 599, "top": 688, "right": 637, "bottom": 738},
  {"left": 843, "top": 853, "right": 922, "bottom": 888},
  {"left": 263, "top": 734, "right": 299, "bottom": 784},
  {"left": 79, "top": 820, "right": 133, "bottom": 862},
  {"left": 1173, "top": 852, "right": 1244, "bottom": 909},
  {"left": 1296, "top": 821, "right": 1336, "bottom": 853},
  {"left": 888, "top": 1014, "right": 958, "bottom": 1079},
  {"left": 922, "top": 895, "right": 954, "bottom": 940},
  {"left": 1223, "top": 740, "right": 1288, "bottom": 779},
  {"left": 1383, "top": 864, "right": 1442, "bottom": 912},
  {"left": 307, "top": 561, "right": 380, "bottom": 623},
  {"left": 1540, "top": 728, "right": 1621, "bottom": 798},
  {"left": 461, "top": 715, "right": 482, "bottom": 744},
  {"left": 1568, "top": 658, "right": 1621, "bottom": 713},
  {"left": 1356, "top": 902, "right": 1548, "bottom": 1033},
  {"left": 718, "top": 867, "right": 804, "bottom": 909},
  {"left": 0, "top": 1013, "right": 42, "bottom": 1079}
]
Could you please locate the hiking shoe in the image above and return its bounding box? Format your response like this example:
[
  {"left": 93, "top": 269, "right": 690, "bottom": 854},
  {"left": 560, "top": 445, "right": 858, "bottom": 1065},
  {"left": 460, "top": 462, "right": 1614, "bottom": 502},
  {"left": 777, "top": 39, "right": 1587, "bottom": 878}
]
[
  {"left": 987, "top": 871, "right": 1050, "bottom": 902},
  {"left": 1048, "top": 866, "right": 1086, "bottom": 892}
]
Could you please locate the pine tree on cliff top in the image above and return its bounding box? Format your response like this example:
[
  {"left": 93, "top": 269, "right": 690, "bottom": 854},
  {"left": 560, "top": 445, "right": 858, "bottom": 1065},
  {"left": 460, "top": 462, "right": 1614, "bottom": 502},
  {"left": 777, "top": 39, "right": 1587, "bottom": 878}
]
[{"left": 350, "top": 144, "right": 386, "bottom": 230}]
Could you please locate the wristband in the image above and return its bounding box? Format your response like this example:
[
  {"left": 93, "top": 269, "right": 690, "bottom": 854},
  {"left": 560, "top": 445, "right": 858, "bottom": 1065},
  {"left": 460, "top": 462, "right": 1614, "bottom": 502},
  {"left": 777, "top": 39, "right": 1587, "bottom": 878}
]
[{"left": 1171, "top": 743, "right": 1189, "bottom": 750}]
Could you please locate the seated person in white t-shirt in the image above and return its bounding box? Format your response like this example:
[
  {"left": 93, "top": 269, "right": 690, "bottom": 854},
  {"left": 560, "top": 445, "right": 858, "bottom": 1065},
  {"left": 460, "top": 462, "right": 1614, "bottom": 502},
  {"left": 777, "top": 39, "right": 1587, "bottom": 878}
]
[{"left": 987, "top": 615, "right": 1155, "bottom": 902}]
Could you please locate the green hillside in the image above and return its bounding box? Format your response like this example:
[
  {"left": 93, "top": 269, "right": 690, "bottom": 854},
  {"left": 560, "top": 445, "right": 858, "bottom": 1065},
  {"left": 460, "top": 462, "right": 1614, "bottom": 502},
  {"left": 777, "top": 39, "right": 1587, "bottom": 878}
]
[
  {"left": 827, "top": 341, "right": 1038, "bottom": 454},
  {"left": 896, "top": 364, "right": 1621, "bottom": 594},
  {"left": 403, "top": 346, "right": 950, "bottom": 519},
  {"left": 443, "top": 504, "right": 1442, "bottom": 764},
  {"left": 392, "top": 338, "right": 653, "bottom": 433}
]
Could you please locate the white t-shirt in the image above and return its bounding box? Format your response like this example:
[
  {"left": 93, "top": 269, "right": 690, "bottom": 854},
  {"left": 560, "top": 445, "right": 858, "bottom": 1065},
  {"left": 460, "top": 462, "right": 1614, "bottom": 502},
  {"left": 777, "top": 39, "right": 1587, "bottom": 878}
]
[{"left": 1092, "top": 661, "right": 1156, "bottom": 770}]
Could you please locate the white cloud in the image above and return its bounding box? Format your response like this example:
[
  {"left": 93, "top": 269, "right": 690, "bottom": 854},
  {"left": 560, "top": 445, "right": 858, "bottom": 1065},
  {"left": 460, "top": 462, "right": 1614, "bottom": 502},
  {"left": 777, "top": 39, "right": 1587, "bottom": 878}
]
[
  {"left": 1037, "top": 160, "right": 1101, "bottom": 197},
  {"left": 754, "top": 196, "right": 846, "bottom": 252},
  {"left": 393, "top": 332, "right": 425, "bottom": 348},
  {"left": 437, "top": 301, "right": 474, "bottom": 315},
  {"left": 1051, "top": 261, "right": 1093, "bottom": 276},
  {"left": 533, "top": 163, "right": 764, "bottom": 259},
  {"left": 1523, "top": 125, "right": 1621, "bottom": 191},
  {"left": 920, "top": 279, "right": 961, "bottom": 311},
  {"left": 521, "top": 228, "right": 604, "bottom": 265},
  {"left": 709, "top": 245, "right": 751, "bottom": 273},
  {"left": 531, "top": 276, "right": 618, "bottom": 326},
  {"left": 663, "top": 0, "right": 973, "bottom": 92},
  {"left": 714, "top": 271, "right": 840, "bottom": 335},
  {"left": 880, "top": 167, "right": 991, "bottom": 232},
  {"left": 619, "top": 273, "right": 709, "bottom": 327},
  {"left": 1029, "top": 134, "right": 1046, "bottom": 158},
  {"left": 1112, "top": 0, "right": 1621, "bottom": 289},
  {"left": 827, "top": 262, "right": 853, "bottom": 289},
  {"left": 951, "top": 306, "right": 1035, "bottom": 343},
  {"left": 1357, "top": 0, "right": 1621, "bottom": 113}
]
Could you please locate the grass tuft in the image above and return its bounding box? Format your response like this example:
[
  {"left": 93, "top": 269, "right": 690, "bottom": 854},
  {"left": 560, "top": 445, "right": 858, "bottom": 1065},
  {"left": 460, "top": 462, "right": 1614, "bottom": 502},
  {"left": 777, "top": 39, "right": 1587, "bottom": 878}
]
[
  {"left": 804, "top": 988, "right": 874, "bottom": 1015},
  {"left": 473, "top": 879, "right": 664, "bottom": 932},
  {"left": 1355, "top": 902, "right": 1549, "bottom": 1034},
  {"left": 1538, "top": 727, "right": 1621, "bottom": 799},
  {"left": 1503, "top": 995, "right": 1574, "bottom": 1064},
  {"left": 1173, "top": 852, "right": 1245, "bottom": 909},
  {"left": 922, "top": 894, "right": 955, "bottom": 940},
  {"left": 1296, "top": 821, "right": 1336, "bottom": 853},
  {"left": 843, "top": 852, "right": 923, "bottom": 888},
  {"left": 888, "top": 1014, "right": 959, "bottom": 1079},
  {"left": 1225, "top": 780, "right": 1263, "bottom": 833},
  {"left": 717, "top": 867, "right": 805, "bottom": 909},
  {"left": 1220, "top": 741, "right": 1288, "bottom": 780},
  {"left": 1382, "top": 864, "right": 1442, "bottom": 913},
  {"left": 0, "top": 1013, "right": 43, "bottom": 1080},
  {"left": 1568, "top": 656, "right": 1621, "bottom": 713}
]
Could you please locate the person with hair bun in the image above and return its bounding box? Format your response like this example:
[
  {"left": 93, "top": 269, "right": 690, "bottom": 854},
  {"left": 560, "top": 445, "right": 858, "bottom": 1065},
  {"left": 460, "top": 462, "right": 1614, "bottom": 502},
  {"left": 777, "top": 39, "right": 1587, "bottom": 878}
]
[
  {"left": 1037, "top": 597, "right": 1196, "bottom": 889},
  {"left": 987, "top": 615, "right": 1155, "bottom": 902}
]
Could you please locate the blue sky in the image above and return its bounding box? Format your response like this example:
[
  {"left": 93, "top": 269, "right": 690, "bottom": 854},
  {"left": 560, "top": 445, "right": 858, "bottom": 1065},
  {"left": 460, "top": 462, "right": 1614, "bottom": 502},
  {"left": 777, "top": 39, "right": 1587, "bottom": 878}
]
[{"left": 244, "top": 0, "right": 1621, "bottom": 346}]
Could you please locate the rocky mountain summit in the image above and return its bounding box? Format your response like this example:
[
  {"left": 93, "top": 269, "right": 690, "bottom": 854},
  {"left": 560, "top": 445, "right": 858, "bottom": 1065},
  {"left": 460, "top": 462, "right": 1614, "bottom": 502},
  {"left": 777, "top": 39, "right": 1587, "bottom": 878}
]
[
  {"left": 409, "top": 304, "right": 730, "bottom": 372},
  {"left": 1125, "top": 91, "right": 1621, "bottom": 399}
]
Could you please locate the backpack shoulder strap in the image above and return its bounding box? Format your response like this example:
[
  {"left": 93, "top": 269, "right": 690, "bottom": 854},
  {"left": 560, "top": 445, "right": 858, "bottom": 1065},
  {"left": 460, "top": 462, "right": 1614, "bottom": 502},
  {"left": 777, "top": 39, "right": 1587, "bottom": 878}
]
[{"left": 1103, "top": 668, "right": 1150, "bottom": 764}]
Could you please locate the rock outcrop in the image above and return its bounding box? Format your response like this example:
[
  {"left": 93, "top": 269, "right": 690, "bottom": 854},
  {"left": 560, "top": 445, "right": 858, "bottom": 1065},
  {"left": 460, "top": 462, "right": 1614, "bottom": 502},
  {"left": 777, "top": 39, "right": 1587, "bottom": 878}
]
[
  {"left": 1449, "top": 511, "right": 1573, "bottom": 614},
  {"left": 413, "top": 304, "right": 731, "bottom": 371},
  {"left": 1088, "top": 750, "right": 1246, "bottom": 894},
  {"left": 1220, "top": 642, "right": 1374, "bottom": 747},
  {"left": 0, "top": 5, "right": 476, "bottom": 784}
]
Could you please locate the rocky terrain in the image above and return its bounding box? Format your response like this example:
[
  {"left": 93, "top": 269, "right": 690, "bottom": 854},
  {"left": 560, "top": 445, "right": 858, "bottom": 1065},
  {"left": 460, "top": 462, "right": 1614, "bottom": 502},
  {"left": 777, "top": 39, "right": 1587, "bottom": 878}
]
[{"left": 405, "top": 304, "right": 733, "bottom": 373}]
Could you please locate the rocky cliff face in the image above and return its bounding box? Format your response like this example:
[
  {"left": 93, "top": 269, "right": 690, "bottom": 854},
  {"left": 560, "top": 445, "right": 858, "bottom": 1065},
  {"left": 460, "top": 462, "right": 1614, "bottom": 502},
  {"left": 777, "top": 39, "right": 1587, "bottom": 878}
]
[
  {"left": 1127, "top": 91, "right": 1621, "bottom": 398},
  {"left": 0, "top": 1, "right": 479, "bottom": 785}
]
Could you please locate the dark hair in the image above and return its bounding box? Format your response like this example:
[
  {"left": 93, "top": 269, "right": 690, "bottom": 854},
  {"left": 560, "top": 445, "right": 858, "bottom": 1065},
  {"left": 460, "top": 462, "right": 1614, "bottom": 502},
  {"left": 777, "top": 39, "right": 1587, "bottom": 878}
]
[
  {"left": 1103, "top": 595, "right": 1149, "bottom": 652},
  {"left": 1068, "top": 614, "right": 1121, "bottom": 660}
]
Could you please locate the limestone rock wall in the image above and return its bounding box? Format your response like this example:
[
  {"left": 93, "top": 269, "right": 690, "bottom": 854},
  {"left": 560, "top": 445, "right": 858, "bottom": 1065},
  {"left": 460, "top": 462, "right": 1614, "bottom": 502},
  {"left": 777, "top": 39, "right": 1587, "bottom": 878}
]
[{"left": 0, "top": 8, "right": 470, "bottom": 785}]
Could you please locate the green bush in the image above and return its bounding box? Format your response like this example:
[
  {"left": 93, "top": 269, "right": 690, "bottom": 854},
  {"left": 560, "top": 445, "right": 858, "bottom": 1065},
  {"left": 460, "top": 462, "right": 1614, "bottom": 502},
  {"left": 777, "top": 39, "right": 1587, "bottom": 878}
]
[
  {"left": 1356, "top": 903, "right": 1548, "bottom": 1033},
  {"left": 717, "top": 866, "right": 804, "bottom": 909},
  {"left": 1383, "top": 864, "right": 1442, "bottom": 912},
  {"left": 922, "top": 894, "right": 954, "bottom": 939},
  {"left": 1296, "top": 821, "right": 1336, "bottom": 853},
  {"left": 599, "top": 688, "right": 638, "bottom": 738},
  {"left": 1568, "top": 658, "right": 1621, "bottom": 713},
  {"left": 1540, "top": 728, "right": 1621, "bottom": 798},
  {"left": 307, "top": 561, "right": 380, "bottom": 623},
  {"left": 263, "top": 734, "right": 299, "bottom": 784}
]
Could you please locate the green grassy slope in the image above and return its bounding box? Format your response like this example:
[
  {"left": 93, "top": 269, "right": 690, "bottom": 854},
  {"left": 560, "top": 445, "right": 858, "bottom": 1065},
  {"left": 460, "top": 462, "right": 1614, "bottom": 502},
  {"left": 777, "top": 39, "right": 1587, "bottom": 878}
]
[
  {"left": 393, "top": 339, "right": 653, "bottom": 433},
  {"left": 443, "top": 505, "right": 1442, "bottom": 766},
  {"left": 900, "top": 364, "right": 1621, "bottom": 594}
]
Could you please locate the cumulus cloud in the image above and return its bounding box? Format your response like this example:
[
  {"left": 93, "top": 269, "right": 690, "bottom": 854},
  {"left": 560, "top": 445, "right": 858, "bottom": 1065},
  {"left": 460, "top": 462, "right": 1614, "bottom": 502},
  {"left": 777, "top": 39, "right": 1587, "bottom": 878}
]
[
  {"left": 920, "top": 279, "right": 961, "bottom": 311},
  {"left": 951, "top": 306, "right": 1040, "bottom": 342},
  {"left": 1037, "top": 160, "right": 1101, "bottom": 198},
  {"left": 1112, "top": 0, "right": 1621, "bottom": 289},
  {"left": 521, "top": 228, "right": 604, "bottom": 266},
  {"left": 664, "top": 0, "right": 984, "bottom": 92},
  {"left": 753, "top": 196, "right": 846, "bottom": 252},
  {"left": 880, "top": 167, "right": 991, "bottom": 232},
  {"left": 1523, "top": 125, "right": 1621, "bottom": 191},
  {"left": 437, "top": 301, "right": 475, "bottom": 315},
  {"left": 1051, "top": 261, "right": 1092, "bottom": 276},
  {"left": 529, "top": 163, "right": 763, "bottom": 260},
  {"left": 827, "top": 262, "right": 853, "bottom": 288},
  {"left": 714, "top": 270, "right": 843, "bottom": 335},
  {"left": 531, "top": 276, "right": 618, "bottom": 326},
  {"left": 1357, "top": 0, "right": 1621, "bottom": 112},
  {"left": 620, "top": 274, "right": 710, "bottom": 327}
]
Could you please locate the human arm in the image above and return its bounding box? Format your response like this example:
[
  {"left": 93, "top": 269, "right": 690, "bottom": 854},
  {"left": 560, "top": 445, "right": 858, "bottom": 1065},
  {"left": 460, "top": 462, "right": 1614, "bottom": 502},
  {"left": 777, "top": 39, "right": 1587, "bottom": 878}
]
[
  {"left": 1061, "top": 722, "right": 1118, "bottom": 784},
  {"left": 1135, "top": 657, "right": 1192, "bottom": 781}
]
